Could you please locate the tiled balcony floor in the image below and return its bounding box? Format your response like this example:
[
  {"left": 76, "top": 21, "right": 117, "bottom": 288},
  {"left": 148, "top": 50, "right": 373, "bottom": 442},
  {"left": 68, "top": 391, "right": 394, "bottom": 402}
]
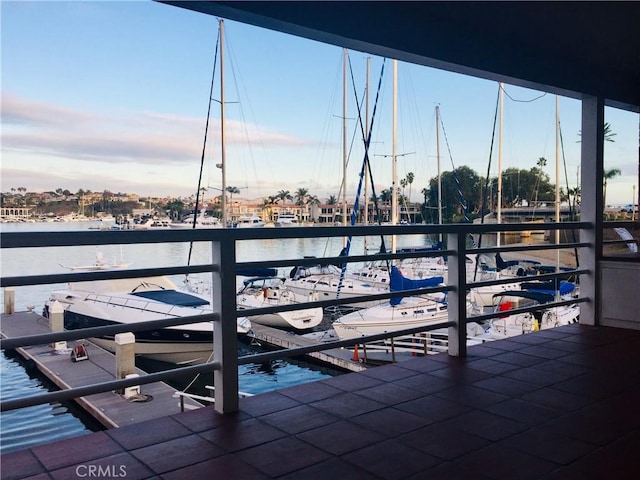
[{"left": 2, "top": 324, "right": 639, "bottom": 479}]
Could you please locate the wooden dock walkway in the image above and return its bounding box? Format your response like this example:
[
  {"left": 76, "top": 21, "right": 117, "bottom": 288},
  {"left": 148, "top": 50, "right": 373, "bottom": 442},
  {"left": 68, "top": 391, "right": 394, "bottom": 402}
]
[
  {"left": 0, "top": 311, "right": 201, "bottom": 428},
  {"left": 247, "top": 324, "right": 367, "bottom": 372}
]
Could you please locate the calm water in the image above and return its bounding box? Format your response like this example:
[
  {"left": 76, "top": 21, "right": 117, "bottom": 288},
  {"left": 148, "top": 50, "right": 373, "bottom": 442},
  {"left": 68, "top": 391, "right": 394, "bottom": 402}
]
[{"left": 0, "top": 221, "right": 435, "bottom": 453}]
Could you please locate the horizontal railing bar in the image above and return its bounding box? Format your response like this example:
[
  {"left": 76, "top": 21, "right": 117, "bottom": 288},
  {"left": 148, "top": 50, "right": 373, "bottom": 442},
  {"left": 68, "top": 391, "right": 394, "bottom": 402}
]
[
  {"left": 239, "top": 320, "right": 456, "bottom": 365},
  {"left": 0, "top": 222, "right": 592, "bottom": 249},
  {"left": 236, "top": 285, "right": 451, "bottom": 317},
  {"left": 468, "top": 297, "right": 588, "bottom": 323},
  {"left": 0, "top": 313, "right": 219, "bottom": 350},
  {"left": 0, "top": 264, "right": 219, "bottom": 288},
  {"left": 469, "top": 242, "right": 590, "bottom": 256},
  {"left": 0, "top": 360, "right": 221, "bottom": 412},
  {"left": 235, "top": 250, "right": 456, "bottom": 271},
  {"left": 467, "top": 269, "right": 589, "bottom": 290}
]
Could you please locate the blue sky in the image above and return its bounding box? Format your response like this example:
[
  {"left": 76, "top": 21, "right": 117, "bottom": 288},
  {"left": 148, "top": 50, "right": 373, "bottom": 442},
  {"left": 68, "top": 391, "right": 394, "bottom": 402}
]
[{"left": 2, "top": 0, "right": 638, "bottom": 206}]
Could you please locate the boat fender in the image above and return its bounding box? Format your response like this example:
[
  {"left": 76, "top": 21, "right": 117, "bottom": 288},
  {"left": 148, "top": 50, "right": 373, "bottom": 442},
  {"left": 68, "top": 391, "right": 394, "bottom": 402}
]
[
  {"left": 263, "top": 287, "right": 268, "bottom": 299},
  {"left": 71, "top": 343, "right": 89, "bottom": 362}
]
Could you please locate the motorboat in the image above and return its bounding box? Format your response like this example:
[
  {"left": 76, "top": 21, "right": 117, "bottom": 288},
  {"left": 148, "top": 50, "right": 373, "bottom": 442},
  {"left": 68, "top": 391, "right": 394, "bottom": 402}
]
[
  {"left": 43, "top": 276, "right": 251, "bottom": 365},
  {"left": 274, "top": 213, "right": 299, "bottom": 227},
  {"left": 170, "top": 207, "right": 222, "bottom": 229},
  {"left": 234, "top": 215, "right": 265, "bottom": 228},
  {"left": 236, "top": 276, "right": 323, "bottom": 330}
]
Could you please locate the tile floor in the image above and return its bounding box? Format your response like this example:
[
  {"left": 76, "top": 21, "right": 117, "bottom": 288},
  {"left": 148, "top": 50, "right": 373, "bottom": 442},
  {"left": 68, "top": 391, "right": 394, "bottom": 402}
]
[{"left": 2, "top": 324, "right": 639, "bottom": 479}]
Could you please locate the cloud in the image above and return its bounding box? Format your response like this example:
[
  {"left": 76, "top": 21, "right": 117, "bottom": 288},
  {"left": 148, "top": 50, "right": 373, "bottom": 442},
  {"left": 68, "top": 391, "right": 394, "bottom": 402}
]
[{"left": 1, "top": 93, "right": 316, "bottom": 168}]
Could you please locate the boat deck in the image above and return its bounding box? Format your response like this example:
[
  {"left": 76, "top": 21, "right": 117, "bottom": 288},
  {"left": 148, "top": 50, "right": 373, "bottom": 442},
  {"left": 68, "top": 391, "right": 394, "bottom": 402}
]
[{"left": 2, "top": 323, "right": 639, "bottom": 479}]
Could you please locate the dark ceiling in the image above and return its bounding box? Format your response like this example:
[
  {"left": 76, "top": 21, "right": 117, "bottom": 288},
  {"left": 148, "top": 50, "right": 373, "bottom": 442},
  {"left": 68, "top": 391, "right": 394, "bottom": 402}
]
[{"left": 160, "top": 1, "right": 639, "bottom": 113}]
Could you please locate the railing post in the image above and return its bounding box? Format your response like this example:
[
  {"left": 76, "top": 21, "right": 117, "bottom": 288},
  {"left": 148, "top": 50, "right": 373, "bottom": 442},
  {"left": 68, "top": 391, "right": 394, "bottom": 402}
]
[
  {"left": 212, "top": 236, "right": 239, "bottom": 413},
  {"left": 447, "top": 232, "right": 467, "bottom": 357}
]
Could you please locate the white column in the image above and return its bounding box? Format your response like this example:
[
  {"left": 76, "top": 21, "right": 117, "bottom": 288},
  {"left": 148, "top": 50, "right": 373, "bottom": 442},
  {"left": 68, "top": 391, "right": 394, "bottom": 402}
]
[
  {"left": 447, "top": 232, "right": 467, "bottom": 357},
  {"left": 579, "top": 96, "right": 605, "bottom": 326}
]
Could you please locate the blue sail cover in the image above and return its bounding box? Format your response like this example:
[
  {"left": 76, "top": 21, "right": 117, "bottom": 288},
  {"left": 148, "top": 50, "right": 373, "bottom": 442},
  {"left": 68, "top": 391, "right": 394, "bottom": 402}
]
[
  {"left": 521, "top": 280, "right": 575, "bottom": 297},
  {"left": 389, "top": 266, "right": 444, "bottom": 306}
]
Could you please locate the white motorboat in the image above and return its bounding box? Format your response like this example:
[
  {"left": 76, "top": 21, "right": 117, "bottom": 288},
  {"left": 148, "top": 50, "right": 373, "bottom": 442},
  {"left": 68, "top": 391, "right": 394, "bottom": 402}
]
[
  {"left": 170, "top": 207, "right": 222, "bottom": 229},
  {"left": 234, "top": 215, "right": 265, "bottom": 228},
  {"left": 43, "top": 276, "right": 251, "bottom": 365},
  {"left": 274, "top": 213, "right": 299, "bottom": 227},
  {"left": 236, "top": 276, "right": 323, "bottom": 330}
]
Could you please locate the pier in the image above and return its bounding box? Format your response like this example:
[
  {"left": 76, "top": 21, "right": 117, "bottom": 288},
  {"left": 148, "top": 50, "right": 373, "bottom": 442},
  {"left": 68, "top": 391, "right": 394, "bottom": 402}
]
[
  {"left": 0, "top": 311, "right": 202, "bottom": 428},
  {"left": 248, "top": 324, "right": 367, "bottom": 372}
]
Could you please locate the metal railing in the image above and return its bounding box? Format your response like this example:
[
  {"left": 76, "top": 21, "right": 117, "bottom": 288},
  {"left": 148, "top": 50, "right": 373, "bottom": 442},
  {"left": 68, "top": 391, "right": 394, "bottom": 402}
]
[{"left": 1, "top": 221, "right": 591, "bottom": 413}]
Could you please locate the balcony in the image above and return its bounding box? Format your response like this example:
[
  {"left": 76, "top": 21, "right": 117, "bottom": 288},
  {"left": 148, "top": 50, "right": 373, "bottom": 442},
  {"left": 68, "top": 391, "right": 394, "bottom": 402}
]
[{"left": 1, "top": 221, "right": 638, "bottom": 478}]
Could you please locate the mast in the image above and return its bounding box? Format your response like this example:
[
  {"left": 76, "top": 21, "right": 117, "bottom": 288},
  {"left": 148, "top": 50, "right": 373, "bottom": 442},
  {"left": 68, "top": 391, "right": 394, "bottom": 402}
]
[
  {"left": 220, "top": 19, "right": 228, "bottom": 227},
  {"left": 497, "top": 82, "right": 504, "bottom": 247},
  {"left": 342, "top": 48, "right": 348, "bottom": 240},
  {"left": 555, "top": 95, "right": 561, "bottom": 274},
  {"left": 364, "top": 56, "right": 370, "bottom": 228},
  {"left": 436, "top": 105, "right": 442, "bottom": 241},
  {"left": 391, "top": 59, "right": 398, "bottom": 253}
]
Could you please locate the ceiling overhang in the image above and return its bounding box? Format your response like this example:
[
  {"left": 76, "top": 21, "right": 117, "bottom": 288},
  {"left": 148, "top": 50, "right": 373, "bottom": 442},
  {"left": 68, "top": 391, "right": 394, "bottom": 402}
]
[{"left": 159, "top": 1, "right": 639, "bottom": 113}]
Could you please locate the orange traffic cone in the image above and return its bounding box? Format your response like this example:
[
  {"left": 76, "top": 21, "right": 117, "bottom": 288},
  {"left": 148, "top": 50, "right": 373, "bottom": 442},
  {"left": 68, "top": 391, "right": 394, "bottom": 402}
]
[{"left": 352, "top": 344, "right": 360, "bottom": 362}]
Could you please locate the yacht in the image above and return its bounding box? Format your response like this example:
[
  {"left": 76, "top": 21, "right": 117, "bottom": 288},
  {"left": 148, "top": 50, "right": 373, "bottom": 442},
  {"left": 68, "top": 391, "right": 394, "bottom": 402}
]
[{"left": 43, "top": 276, "right": 251, "bottom": 365}]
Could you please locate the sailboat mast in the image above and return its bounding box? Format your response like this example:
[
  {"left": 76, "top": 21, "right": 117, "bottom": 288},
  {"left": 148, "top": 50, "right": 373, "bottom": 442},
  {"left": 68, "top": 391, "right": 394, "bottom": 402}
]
[
  {"left": 220, "top": 19, "right": 228, "bottom": 227},
  {"left": 342, "top": 48, "right": 348, "bottom": 238},
  {"left": 497, "top": 82, "right": 504, "bottom": 247},
  {"left": 555, "top": 95, "right": 561, "bottom": 273},
  {"left": 364, "top": 56, "right": 370, "bottom": 229},
  {"left": 436, "top": 105, "right": 442, "bottom": 240},
  {"left": 391, "top": 59, "right": 398, "bottom": 253}
]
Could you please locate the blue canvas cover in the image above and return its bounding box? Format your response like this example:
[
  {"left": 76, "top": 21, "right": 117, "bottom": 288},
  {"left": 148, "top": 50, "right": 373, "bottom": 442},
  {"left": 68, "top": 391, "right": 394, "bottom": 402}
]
[{"left": 389, "top": 266, "right": 444, "bottom": 306}]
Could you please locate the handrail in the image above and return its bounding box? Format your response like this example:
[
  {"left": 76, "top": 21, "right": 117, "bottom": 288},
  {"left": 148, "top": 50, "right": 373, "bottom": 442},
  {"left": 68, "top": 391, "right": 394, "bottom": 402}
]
[{"left": 0, "top": 221, "right": 592, "bottom": 414}]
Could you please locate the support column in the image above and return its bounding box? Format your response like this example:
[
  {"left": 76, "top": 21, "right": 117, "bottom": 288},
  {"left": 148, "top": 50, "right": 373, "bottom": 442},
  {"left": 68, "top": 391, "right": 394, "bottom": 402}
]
[
  {"left": 447, "top": 233, "right": 467, "bottom": 357},
  {"left": 579, "top": 96, "right": 605, "bottom": 326},
  {"left": 212, "top": 237, "right": 239, "bottom": 413},
  {"left": 49, "top": 300, "right": 67, "bottom": 351}
]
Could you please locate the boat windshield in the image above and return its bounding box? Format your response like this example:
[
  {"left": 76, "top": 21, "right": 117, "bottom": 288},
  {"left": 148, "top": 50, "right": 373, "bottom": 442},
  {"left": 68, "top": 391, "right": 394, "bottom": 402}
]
[{"left": 131, "top": 290, "right": 210, "bottom": 307}]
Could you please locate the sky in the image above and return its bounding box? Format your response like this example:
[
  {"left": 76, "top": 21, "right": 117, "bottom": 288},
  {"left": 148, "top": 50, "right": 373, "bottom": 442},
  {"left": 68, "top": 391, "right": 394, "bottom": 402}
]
[{"left": 2, "top": 0, "right": 638, "bottom": 206}]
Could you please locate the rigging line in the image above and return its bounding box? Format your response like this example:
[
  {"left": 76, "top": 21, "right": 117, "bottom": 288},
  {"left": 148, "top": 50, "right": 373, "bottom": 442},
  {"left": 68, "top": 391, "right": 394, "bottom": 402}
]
[
  {"left": 501, "top": 84, "right": 548, "bottom": 103},
  {"left": 558, "top": 120, "right": 580, "bottom": 267},
  {"left": 438, "top": 110, "right": 470, "bottom": 223},
  {"left": 474, "top": 83, "right": 501, "bottom": 281},
  {"left": 335, "top": 57, "right": 386, "bottom": 299},
  {"left": 187, "top": 23, "right": 220, "bottom": 271}
]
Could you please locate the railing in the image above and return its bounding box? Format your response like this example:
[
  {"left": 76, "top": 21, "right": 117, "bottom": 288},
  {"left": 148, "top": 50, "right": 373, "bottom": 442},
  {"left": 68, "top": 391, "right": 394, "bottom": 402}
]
[{"left": 1, "top": 222, "right": 591, "bottom": 414}]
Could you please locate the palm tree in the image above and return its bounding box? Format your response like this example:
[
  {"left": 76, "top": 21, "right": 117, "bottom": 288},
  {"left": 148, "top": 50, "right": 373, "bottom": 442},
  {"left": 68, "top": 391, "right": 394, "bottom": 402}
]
[
  {"left": 326, "top": 194, "right": 337, "bottom": 205},
  {"left": 294, "top": 188, "right": 308, "bottom": 206},
  {"left": 276, "top": 189, "right": 292, "bottom": 205},
  {"left": 603, "top": 168, "right": 621, "bottom": 210},
  {"left": 577, "top": 122, "right": 616, "bottom": 143}
]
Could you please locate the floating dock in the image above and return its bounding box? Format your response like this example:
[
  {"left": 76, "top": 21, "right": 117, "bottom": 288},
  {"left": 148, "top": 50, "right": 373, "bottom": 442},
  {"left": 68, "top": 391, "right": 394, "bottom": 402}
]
[
  {"left": 247, "top": 324, "right": 367, "bottom": 372},
  {"left": 0, "top": 311, "right": 202, "bottom": 428}
]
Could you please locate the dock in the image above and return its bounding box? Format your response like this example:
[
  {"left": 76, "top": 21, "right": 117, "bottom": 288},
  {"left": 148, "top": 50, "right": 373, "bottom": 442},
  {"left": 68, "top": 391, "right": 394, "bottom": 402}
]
[
  {"left": 247, "top": 324, "right": 367, "bottom": 372},
  {"left": 0, "top": 311, "right": 202, "bottom": 428}
]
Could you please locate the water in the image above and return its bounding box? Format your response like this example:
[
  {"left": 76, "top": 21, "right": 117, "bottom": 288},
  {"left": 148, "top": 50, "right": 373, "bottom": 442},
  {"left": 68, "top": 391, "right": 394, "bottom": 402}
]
[{"left": 0, "top": 221, "right": 434, "bottom": 453}]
